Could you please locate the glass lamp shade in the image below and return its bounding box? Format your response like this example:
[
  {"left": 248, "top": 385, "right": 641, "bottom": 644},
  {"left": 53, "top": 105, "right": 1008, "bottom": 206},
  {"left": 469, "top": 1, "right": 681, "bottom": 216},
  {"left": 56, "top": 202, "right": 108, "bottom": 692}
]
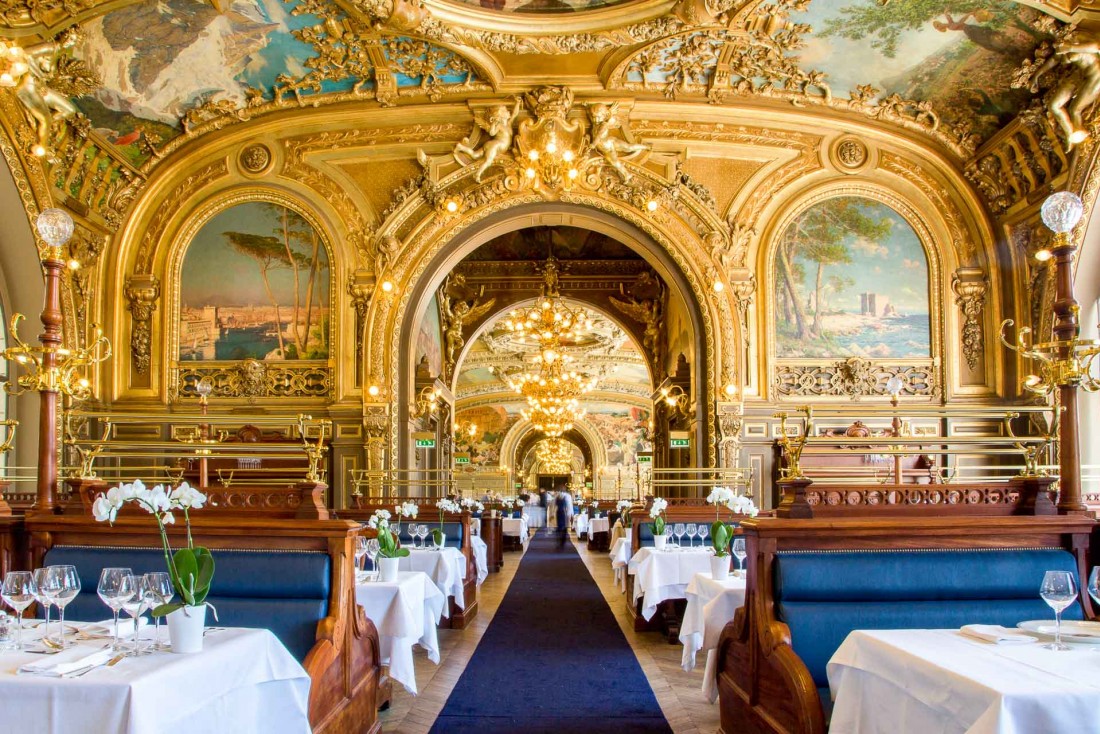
[
  {"left": 36, "top": 208, "right": 74, "bottom": 247},
  {"left": 1040, "top": 192, "right": 1084, "bottom": 234}
]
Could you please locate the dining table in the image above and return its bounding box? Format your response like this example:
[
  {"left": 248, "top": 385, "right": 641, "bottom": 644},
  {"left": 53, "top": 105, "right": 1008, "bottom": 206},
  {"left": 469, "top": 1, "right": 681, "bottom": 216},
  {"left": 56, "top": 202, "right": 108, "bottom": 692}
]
[
  {"left": 679, "top": 572, "right": 747, "bottom": 702},
  {"left": 355, "top": 570, "right": 447, "bottom": 695},
  {"left": 0, "top": 625, "right": 311, "bottom": 734},
  {"left": 573, "top": 512, "right": 589, "bottom": 537},
  {"left": 400, "top": 546, "right": 468, "bottom": 608},
  {"left": 502, "top": 517, "right": 529, "bottom": 546},
  {"left": 469, "top": 534, "right": 489, "bottom": 584},
  {"left": 628, "top": 545, "right": 714, "bottom": 621},
  {"left": 588, "top": 516, "right": 610, "bottom": 535},
  {"left": 827, "top": 627, "right": 1100, "bottom": 734},
  {"left": 609, "top": 536, "right": 632, "bottom": 592}
]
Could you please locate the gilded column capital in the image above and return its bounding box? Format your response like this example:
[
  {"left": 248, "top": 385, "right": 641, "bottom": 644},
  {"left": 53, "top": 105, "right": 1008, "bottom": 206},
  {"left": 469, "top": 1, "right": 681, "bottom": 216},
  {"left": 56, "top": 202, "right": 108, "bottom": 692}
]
[
  {"left": 951, "top": 267, "right": 988, "bottom": 372},
  {"left": 124, "top": 273, "right": 160, "bottom": 376}
]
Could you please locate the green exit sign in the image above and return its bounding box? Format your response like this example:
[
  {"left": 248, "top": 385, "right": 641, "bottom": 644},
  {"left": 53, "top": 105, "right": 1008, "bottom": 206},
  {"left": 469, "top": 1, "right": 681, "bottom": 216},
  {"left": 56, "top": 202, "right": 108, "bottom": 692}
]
[
  {"left": 455, "top": 455, "right": 470, "bottom": 464},
  {"left": 669, "top": 438, "right": 690, "bottom": 449},
  {"left": 514, "top": 482, "right": 523, "bottom": 489},
  {"left": 638, "top": 454, "right": 652, "bottom": 463},
  {"left": 414, "top": 438, "right": 435, "bottom": 449}
]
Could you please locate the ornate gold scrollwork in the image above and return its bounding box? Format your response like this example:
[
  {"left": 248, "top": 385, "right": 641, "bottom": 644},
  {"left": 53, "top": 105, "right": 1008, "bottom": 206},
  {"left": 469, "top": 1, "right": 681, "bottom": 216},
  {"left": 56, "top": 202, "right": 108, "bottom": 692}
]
[
  {"left": 124, "top": 274, "right": 160, "bottom": 376},
  {"left": 951, "top": 269, "right": 988, "bottom": 372},
  {"left": 775, "top": 357, "right": 937, "bottom": 399}
]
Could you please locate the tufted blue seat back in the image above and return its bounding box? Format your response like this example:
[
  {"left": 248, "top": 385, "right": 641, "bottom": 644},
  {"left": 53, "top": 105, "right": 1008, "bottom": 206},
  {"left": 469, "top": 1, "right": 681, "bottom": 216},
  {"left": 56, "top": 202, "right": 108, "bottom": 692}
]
[
  {"left": 774, "top": 548, "right": 1083, "bottom": 687},
  {"left": 638, "top": 522, "right": 655, "bottom": 546},
  {"left": 436, "top": 521, "right": 466, "bottom": 549},
  {"left": 43, "top": 545, "right": 331, "bottom": 662}
]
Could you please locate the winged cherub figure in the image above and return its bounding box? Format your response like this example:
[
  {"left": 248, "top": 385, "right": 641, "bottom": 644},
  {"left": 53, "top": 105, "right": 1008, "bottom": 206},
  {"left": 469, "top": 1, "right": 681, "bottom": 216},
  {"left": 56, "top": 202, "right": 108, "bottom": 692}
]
[
  {"left": 453, "top": 97, "right": 522, "bottom": 182},
  {"left": 588, "top": 102, "right": 649, "bottom": 182},
  {"left": 443, "top": 292, "right": 497, "bottom": 370}
]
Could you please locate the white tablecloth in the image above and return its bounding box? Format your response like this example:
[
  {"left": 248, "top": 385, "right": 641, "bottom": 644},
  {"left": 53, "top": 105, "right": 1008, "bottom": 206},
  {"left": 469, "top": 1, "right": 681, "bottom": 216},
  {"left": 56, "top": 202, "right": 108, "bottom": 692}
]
[
  {"left": 589, "top": 517, "right": 610, "bottom": 534},
  {"left": 470, "top": 535, "right": 488, "bottom": 585},
  {"left": 502, "top": 517, "right": 529, "bottom": 545},
  {"left": 0, "top": 626, "right": 310, "bottom": 734},
  {"left": 628, "top": 546, "right": 714, "bottom": 621},
  {"left": 680, "top": 572, "right": 747, "bottom": 702},
  {"left": 355, "top": 571, "right": 446, "bottom": 695},
  {"left": 828, "top": 628, "right": 1100, "bottom": 734},
  {"left": 400, "top": 547, "right": 467, "bottom": 609},
  {"left": 525, "top": 506, "right": 547, "bottom": 528},
  {"left": 611, "top": 519, "right": 627, "bottom": 546},
  {"left": 609, "top": 537, "right": 632, "bottom": 592},
  {"left": 573, "top": 513, "right": 589, "bottom": 536}
]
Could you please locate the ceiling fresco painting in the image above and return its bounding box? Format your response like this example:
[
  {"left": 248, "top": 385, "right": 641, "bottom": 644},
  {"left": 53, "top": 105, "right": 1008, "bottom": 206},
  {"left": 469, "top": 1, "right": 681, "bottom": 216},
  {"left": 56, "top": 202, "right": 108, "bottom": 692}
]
[
  {"left": 444, "top": 0, "right": 637, "bottom": 13},
  {"left": 795, "top": 0, "right": 1047, "bottom": 138},
  {"left": 465, "top": 227, "right": 643, "bottom": 262}
]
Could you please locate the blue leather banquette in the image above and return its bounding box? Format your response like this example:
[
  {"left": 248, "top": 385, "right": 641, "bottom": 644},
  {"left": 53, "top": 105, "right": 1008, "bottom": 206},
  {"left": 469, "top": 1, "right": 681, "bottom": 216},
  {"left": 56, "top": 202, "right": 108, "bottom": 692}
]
[
  {"left": 773, "top": 547, "right": 1083, "bottom": 689},
  {"left": 636, "top": 521, "right": 733, "bottom": 549},
  {"left": 43, "top": 545, "right": 330, "bottom": 662},
  {"left": 436, "top": 521, "right": 466, "bottom": 549}
]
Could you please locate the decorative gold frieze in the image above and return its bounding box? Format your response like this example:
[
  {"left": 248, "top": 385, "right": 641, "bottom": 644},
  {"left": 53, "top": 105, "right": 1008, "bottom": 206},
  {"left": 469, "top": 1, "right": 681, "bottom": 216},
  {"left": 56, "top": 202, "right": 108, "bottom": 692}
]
[
  {"left": 1013, "top": 20, "right": 1098, "bottom": 151},
  {"left": 125, "top": 274, "right": 160, "bottom": 376},
  {"left": 878, "top": 151, "right": 975, "bottom": 265},
  {"left": 775, "top": 357, "right": 936, "bottom": 399},
  {"left": 951, "top": 269, "right": 988, "bottom": 372},
  {"left": 965, "top": 110, "right": 1068, "bottom": 216},
  {"left": 135, "top": 159, "right": 228, "bottom": 272},
  {"left": 173, "top": 360, "right": 333, "bottom": 401}
]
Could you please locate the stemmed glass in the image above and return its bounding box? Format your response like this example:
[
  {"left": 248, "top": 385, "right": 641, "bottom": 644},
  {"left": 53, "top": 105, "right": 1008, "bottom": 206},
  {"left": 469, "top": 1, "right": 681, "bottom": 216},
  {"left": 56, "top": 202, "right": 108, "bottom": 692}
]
[
  {"left": 685, "top": 524, "right": 698, "bottom": 549},
  {"left": 419, "top": 524, "right": 431, "bottom": 549},
  {"left": 120, "top": 576, "right": 151, "bottom": 657},
  {"left": 48, "top": 566, "right": 80, "bottom": 649},
  {"left": 1040, "top": 570, "right": 1078, "bottom": 651},
  {"left": 732, "top": 538, "right": 747, "bottom": 577},
  {"left": 366, "top": 538, "right": 381, "bottom": 581},
  {"left": 697, "top": 524, "right": 709, "bottom": 549},
  {"left": 32, "top": 568, "right": 53, "bottom": 646},
  {"left": 2, "top": 571, "right": 36, "bottom": 650},
  {"left": 143, "top": 572, "right": 173, "bottom": 650},
  {"left": 1089, "top": 567, "right": 1100, "bottom": 614},
  {"left": 407, "top": 524, "right": 419, "bottom": 550},
  {"left": 662, "top": 525, "right": 673, "bottom": 551},
  {"left": 97, "top": 567, "right": 134, "bottom": 653},
  {"left": 673, "top": 523, "right": 685, "bottom": 549},
  {"left": 354, "top": 537, "right": 368, "bottom": 580}
]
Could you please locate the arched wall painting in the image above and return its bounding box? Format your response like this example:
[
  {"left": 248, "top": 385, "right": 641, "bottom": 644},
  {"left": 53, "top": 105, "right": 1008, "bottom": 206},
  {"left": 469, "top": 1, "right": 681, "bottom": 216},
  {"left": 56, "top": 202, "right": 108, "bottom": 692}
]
[
  {"left": 179, "top": 202, "right": 330, "bottom": 361},
  {"left": 415, "top": 294, "right": 443, "bottom": 378},
  {"left": 773, "top": 197, "right": 931, "bottom": 359}
]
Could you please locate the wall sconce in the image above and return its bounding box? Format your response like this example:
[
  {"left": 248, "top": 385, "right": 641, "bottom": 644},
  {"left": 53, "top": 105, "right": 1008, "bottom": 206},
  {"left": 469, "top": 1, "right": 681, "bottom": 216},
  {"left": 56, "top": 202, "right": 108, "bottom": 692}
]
[
  {"left": 380, "top": 280, "right": 394, "bottom": 294},
  {"left": 414, "top": 385, "right": 442, "bottom": 417},
  {"left": 659, "top": 384, "right": 690, "bottom": 417},
  {"left": 367, "top": 383, "right": 381, "bottom": 398}
]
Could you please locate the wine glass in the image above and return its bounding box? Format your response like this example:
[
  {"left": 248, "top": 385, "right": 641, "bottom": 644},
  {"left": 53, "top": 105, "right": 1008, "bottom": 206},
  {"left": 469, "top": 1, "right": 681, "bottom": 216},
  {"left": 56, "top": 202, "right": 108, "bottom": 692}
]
[
  {"left": 32, "top": 568, "right": 53, "bottom": 646},
  {"left": 97, "top": 567, "right": 134, "bottom": 653},
  {"left": 143, "top": 572, "right": 173, "bottom": 651},
  {"left": 685, "top": 524, "right": 698, "bottom": 549},
  {"left": 1088, "top": 567, "right": 1100, "bottom": 611},
  {"left": 673, "top": 523, "right": 685, "bottom": 549},
  {"left": 407, "top": 523, "right": 419, "bottom": 550},
  {"left": 732, "top": 538, "right": 747, "bottom": 577},
  {"left": 366, "top": 538, "right": 381, "bottom": 581},
  {"left": 1040, "top": 570, "right": 1077, "bottom": 651},
  {"left": 420, "top": 524, "right": 432, "bottom": 549},
  {"left": 2, "top": 571, "right": 36, "bottom": 650},
  {"left": 354, "top": 537, "right": 368, "bottom": 580},
  {"left": 47, "top": 565, "right": 79, "bottom": 649},
  {"left": 662, "top": 525, "right": 673, "bottom": 551},
  {"left": 697, "top": 523, "right": 709, "bottom": 549},
  {"left": 120, "top": 576, "right": 151, "bottom": 657}
]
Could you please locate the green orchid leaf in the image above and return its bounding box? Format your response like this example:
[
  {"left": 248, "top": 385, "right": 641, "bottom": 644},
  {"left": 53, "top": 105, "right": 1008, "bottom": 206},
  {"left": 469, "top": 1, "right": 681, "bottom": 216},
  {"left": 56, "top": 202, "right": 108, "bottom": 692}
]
[
  {"left": 431, "top": 528, "right": 443, "bottom": 546},
  {"left": 395, "top": 548, "right": 410, "bottom": 557},
  {"left": 151, "top": 601, "right": 185, "bottom": 618}
]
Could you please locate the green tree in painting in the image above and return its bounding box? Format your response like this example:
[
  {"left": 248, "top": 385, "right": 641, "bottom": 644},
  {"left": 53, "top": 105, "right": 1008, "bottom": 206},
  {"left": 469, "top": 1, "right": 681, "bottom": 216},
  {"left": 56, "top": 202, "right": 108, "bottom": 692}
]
[
  {"left": 820, "top": 0, "right": 1037, "bottom": 58},
  {"left": 775, "top": 198, "right": 891, "bottom": 342},
  {"left": 221, "top": 205, "right": 329, "bottom": 360}
]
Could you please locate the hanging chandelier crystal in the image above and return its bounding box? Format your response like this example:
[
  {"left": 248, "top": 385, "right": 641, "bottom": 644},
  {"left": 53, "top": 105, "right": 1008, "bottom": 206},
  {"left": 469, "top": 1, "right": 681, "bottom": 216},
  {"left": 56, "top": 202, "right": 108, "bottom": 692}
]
[
  {"left": 534, "top": 437, "right": 574, "bottom": 473},
  {"left": 503, "top": 255, "right": 593, "bottom": 364},
  {"left": 506, "top": 360, "right": 597, "bottom": 412},
  {"left": 522, "top": 404, "right": 585, "bottom": 438}
]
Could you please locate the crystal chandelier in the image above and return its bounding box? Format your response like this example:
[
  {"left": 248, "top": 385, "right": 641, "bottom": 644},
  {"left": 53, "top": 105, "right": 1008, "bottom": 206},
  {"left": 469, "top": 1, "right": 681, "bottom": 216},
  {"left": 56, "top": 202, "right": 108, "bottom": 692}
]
[
  {"left": 522, "top": 404, "right": 585, "bottom": 438},
  {"left": 506, "top": 360, "right": 597, "bottom": 411},
  {"left": 503, "top": 255, "right": 592, "bottom": 365},
  {"left": 534, "top": 437, "right": 575, "bottom": 473}
]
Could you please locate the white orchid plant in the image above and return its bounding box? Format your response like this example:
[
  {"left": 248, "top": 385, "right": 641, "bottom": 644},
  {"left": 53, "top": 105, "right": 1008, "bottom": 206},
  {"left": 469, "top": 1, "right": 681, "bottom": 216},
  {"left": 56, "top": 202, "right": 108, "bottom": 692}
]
[
  {"left": 649, "top": 497, "right": 669, "bottom": 535},
  {"left": 393, "top": 501, "right": 418, "bottom": 532},
  {"left": 616, "top": 499, "right": 633, "bottom": 527},
  {"left": 705, "top": 486, "right": 758, "bottom": 557},
  {"left": 433, "top": 498, "right": 462, "bottom": 545},
  {"left": 93, "top": 479, "right": 215, "bottom": 618},
  {"left": 366, "top": 508, "right": 392, "bottom": 531},
  {"left": 460, "top": 497, "right": 485, "bottom": 513}
]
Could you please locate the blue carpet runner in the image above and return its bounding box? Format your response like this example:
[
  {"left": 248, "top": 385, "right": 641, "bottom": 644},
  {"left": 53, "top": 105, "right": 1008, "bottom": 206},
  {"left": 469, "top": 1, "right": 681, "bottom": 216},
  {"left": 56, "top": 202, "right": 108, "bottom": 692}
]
[{"left": 429, "top": 532, "right": 673, "bottom": 734}]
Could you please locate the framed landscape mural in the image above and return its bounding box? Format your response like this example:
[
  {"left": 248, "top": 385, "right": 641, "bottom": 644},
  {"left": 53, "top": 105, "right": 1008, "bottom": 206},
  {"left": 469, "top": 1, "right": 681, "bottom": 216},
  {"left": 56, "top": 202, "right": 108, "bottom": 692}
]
[
  {"left": 179, "top": 202, "right": 330, "bottom": 362},
  {"left": 773, "top": 196, "right": 931, "bottom": 360}
]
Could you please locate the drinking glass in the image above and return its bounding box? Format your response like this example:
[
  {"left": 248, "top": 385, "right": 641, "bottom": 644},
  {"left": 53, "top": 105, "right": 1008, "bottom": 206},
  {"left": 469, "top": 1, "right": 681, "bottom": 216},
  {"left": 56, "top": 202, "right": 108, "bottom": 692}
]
[
  {"left": 407, "top": 524, "right": 419, "bottom": 550},
  {"left": 97, "top": 568, "right": 134, "bottom": 652},
  {"left": 143, "top": 572, "right": 173, "bottom": 650},
  {"left": 662, "top": 525, "right": 673, "bottom": 551},
  {"left": 354, "top": 537, "right": 368, "bottom": 578},
  {"left": 1089, "top": 567, "right": 1100, "bottom": 610},
  {"left": 1040, "top": 570, "right": 1077, "bottom": 651},
  {"left": 120, "top": 576, "right": 151, "bottom": 657},
  {"left": 366, "top": 538, "right": 381, "bottom": 580},
  {"left": 697, "top": 524, "right": 709, "bottom": 549},
  {"left": 47, "top": 565, "right": 80, "bottom": 649},
  {"left": 32, "top": 568, "right": 53, "bottom": 646},
  {"left": 420, "top": 525, "right": 432, "bottom": 549},
  {"left": 732, "top": 538, "right": 747, "bottom": 576},
  {"left": 685, "top": 524, "right": 698, "bottom": 548},
  {"left": 1, "top": 571, "right": 36, "bottom": 650},
  {"left": 673, "top": 523, "right": 685, "bottom": 548}
]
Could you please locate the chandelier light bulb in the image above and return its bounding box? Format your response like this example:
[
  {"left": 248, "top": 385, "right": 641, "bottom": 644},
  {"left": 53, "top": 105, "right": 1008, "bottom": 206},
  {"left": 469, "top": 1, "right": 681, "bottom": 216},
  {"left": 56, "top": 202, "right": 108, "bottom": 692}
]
[
  {"left": 563, "top": 150, "right": 574, "bottom": 162},
  {"left": 381, "top": 280, "right": 394, "bottom": 292},
  {"left": 1041, "top": 191, "right": 1084, "bottom": 234},
  {"left": 1034, "top": 249, "right": 1052, "bottom": 262},
  {"left": 0, "top": 72, "right": 13, "bottom": 87},
  {"left": 526, "top": 167, "right": 536, "bottom": 179},
  {"left": 36, "top": 208, "right": 74, "bottom": 247},
  {"left": 646, "top": 200, "right": 658, "bottom": 212}
]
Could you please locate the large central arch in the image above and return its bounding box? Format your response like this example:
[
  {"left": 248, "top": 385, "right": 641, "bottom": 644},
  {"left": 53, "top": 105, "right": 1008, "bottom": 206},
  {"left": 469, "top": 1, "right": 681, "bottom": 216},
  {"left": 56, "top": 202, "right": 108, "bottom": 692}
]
[{"left": 394, "top": 202, "right": 714, "bottom": 470}]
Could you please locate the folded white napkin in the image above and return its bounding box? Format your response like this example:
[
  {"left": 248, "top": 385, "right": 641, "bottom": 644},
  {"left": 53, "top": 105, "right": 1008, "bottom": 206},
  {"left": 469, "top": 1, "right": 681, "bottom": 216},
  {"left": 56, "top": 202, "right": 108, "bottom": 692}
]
[
  {"left": 81, "top": 617, "right": 148, "bottom": 638},
  {"left": 19, "top": 646, "right": 112, "bottom": 677},
  {"left": 960, "top": 624, "right": 1035, "bottom": 644}
]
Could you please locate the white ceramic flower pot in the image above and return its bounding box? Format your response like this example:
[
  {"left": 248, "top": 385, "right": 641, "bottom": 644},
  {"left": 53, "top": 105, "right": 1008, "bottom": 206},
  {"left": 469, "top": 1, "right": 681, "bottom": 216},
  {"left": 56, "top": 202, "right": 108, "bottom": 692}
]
[
  {"left": 379, "top": 557, "right": 401, "bottom": 583},
  {"left": 710, "top": 554, "right": 732, "bottom": 581},
  {"left": 624, "top": 529, "right": 633, "bottom": 542},
  {"left": 435, "top": 533, "right": 447, "bottom": 549},
  {"left": 167, "top": 604, "right": 206, "bottom": 654},
  {"left": 653, "top": 535, "right": 667, "bottom": 551}
]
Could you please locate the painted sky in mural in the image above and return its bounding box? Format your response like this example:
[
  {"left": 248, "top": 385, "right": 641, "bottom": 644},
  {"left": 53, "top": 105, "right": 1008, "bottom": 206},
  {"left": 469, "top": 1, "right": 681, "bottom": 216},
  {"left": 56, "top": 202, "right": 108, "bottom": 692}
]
[
  {"left": 795, "top": 0, "right": 1045, "bottom": 138},
  {"left": 180, "top": 202, "right": 330, "bottom": 361},
  {"left": 773, "top": 197, "right": 930, "bottom": 360},
  {"left": 416, "top": 294, "right": 443, "bottom": 378}
]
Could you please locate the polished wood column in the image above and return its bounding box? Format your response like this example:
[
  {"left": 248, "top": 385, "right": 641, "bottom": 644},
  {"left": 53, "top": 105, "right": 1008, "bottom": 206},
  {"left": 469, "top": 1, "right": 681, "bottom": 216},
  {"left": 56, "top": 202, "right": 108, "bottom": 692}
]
[
  {"left": 34, "top": 255, "right": 65, "bottom": 515},
  {"left": 1051, "top": 231, "right": 1086, "bottom": 514}
]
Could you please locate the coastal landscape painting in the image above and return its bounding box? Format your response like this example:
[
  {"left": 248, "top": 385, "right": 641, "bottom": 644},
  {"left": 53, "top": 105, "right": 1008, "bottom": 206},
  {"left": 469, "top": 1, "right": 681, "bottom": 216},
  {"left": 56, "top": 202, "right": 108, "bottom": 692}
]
[
  {"left": 179, "top": 202, "right": 330, "bottom": 362},
  {"left": 773, "top": 197, "right": 930, "bottom": 360}
]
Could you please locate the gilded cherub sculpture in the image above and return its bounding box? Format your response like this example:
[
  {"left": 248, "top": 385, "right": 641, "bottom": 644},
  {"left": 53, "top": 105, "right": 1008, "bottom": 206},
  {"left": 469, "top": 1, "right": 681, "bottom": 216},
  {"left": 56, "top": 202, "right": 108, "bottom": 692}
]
[
  {"left": 1029, "top": 35, "right": 1100, "bottom": 150},
  {"left": 453, "top": 98, "right": 522, "bottom": 182},
  {"left": 442, "top": 287, "right": 496, "bottom": 371},
  {"left": 12, "top": 27, "right": 92, "bottom": 157},
  {"left": 588, "top": 102, "right": 649, "bottom": 182}
]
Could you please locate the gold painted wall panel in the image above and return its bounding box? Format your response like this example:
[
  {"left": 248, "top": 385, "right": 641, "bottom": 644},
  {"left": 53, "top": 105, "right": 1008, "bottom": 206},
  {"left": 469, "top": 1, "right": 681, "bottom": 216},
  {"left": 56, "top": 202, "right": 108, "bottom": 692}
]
[
  {"left": 335, "top": 158, "right": 423, "bottom": 222},
  {"left": 681, "top": 157, "right": 765, "bottom": 215}
]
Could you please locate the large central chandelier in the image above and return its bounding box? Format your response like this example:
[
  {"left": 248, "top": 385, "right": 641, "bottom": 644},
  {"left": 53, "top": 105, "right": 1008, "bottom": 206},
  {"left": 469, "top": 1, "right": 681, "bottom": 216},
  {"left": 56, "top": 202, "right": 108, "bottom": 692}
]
[
  {"left": 504, "top": 255, "right": 592, "bottom": 365},
  {"left": 522, "top": 404, "right": 585, "bottom": 437},
  {"left": 535, "top": 437, "right": 575, "bottom": 473}
]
